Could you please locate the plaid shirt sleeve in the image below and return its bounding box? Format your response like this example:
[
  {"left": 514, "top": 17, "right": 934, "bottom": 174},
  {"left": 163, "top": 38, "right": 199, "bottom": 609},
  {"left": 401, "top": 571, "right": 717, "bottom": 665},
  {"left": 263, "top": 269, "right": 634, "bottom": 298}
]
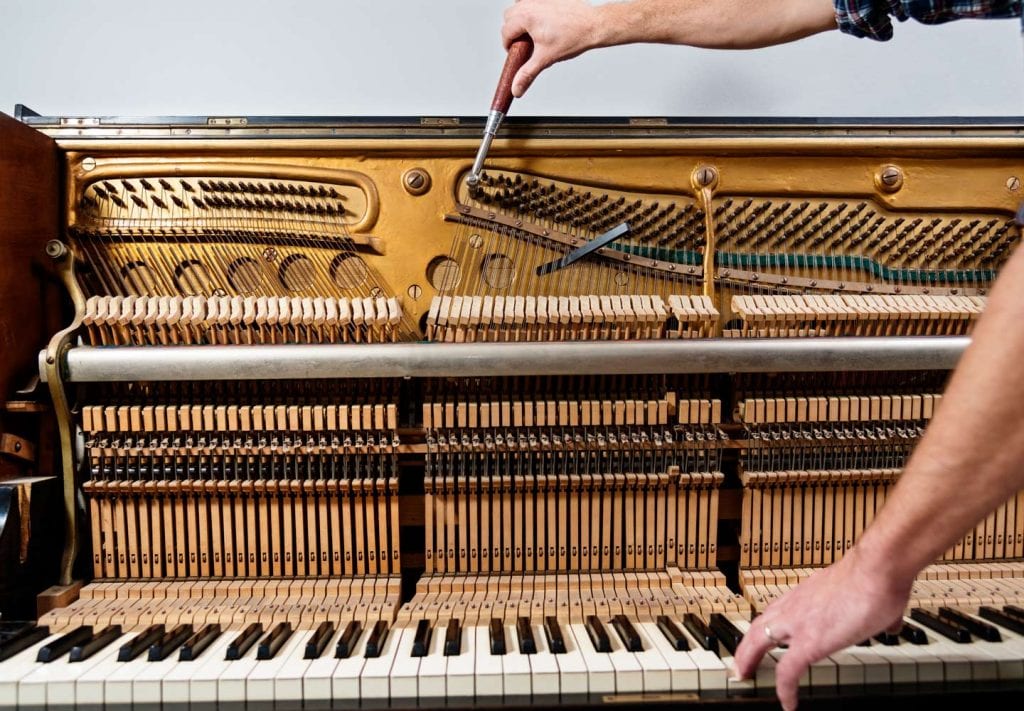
[{"left": 834, "top": 0, "right": 1022, "bottom": 40}]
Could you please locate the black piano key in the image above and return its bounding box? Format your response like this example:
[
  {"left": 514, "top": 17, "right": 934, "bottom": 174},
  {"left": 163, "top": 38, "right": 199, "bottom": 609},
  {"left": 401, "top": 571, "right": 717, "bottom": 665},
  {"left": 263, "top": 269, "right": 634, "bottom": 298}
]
[
  {"left": 516, "top": 617, "right": 536, "bottom": 655},
  {"left": 335, "top": 621, "right": 363, "bottom": 659},
  {"left": 257, "top": 622, "right": 292, "bottom": 660},
  {"left": 0, "top": 624, "right": 50, "bottom": 662},
  {"left": 364, "top": 620, "right": 389, "bottom": 659},
  {"left": 899, "top": 621, "right": 929, "bottom": 645},
  {"left": 656, "top": 615, "right": 689, "bottom": 651},
  {"left": 1004, "top": 605, "right": 1024, "bottom": 621},
  {"left": 584, "top": 615, "right": 611, "bottom": 653},
  {"left": 444, "top": 619, "right": 462, "bottom": 656},
  {"left": 411, "top": 620, "right": 432, "bottom": 658},
  {"left": 855, "top": 639, "right": 872, "bottom": 647},
  {"left": 226, "top": 622, "right": 263, "bottom": 660},
  {"left": 709, "top": 614, "right": 744, "bottom": 656},
  {"left": 874, "top": 631, "right": 901, "bottom": 646},
  {"left": 489, "top": 618, "right": 507, "bottom": 655},
  {"left": 543, "top": 616, "right": 565, "bottom": 655},
  {"left": 939, "top": 607, "right": 1001, "bottom": 642},
  {"left": 148, "top": 624, "right": 194, "bottom": 661},
  {"left": 910, "top": 608, "right": 971, "bottom": 643},
  {"left": 683, "top": 613, "right": 718, "bottom": 653},
  {"left": 179, "top": 624, "right": 221, "bottom": 661},
  {"left": 119, "top": 624, "right": 165, "bottom": 661},
  {"left": 70, "top": 625, "right": 122, "bottom": 662},
  {"left": 37, "top": 625, "right": 93, "bottom": 663},
  {"left": 304, "top": 621, "right": 335, "bottom": 660},
  {"left": 979, "top": 606, "right": 1024, "bottom": 635},
  {"left": 611, "top": 615, "right": 643, "bottom": 652}
]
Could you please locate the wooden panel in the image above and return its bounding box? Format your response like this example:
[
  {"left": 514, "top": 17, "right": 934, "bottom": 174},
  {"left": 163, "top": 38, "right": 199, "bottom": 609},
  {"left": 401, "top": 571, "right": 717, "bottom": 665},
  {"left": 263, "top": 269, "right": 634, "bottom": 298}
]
[{"left": 0, "top": 114, "right": 61, "bottom": 481}]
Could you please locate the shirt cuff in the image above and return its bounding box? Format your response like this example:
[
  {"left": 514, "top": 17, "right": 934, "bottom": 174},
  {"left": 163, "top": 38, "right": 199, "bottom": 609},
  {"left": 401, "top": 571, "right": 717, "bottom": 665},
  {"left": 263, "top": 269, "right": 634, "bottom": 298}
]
[{"left": 833, "top": 1, "right": 897, "bottom": 41}]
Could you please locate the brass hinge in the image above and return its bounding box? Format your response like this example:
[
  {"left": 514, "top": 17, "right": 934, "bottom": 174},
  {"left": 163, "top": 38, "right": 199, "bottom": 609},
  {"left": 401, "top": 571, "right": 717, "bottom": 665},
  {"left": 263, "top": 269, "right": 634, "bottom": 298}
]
[
  {"left": 629, "top": 117, "right": 668, "bottom": 127},
  {"left": 207, "top": 117, "right": 249, "bottom": 127},
  {"left": 421, "top": 117, "right": 460, "bottom": 127}
]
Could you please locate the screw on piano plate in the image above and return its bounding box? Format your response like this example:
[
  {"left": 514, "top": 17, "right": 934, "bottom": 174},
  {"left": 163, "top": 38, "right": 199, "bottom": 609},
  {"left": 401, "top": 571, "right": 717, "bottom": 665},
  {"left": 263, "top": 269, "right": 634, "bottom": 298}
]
[
  {"left": 370, "top": 287, "right": 383, "bottom": 298},
  {"left": 402, "top": 168, "right": 431, "bottom": 196},
  {"left": 1007, "top": 176, "right": 1021, "bottom": 192},
  {"left": 263, "top": 247, "right": 277, "bottom": 262},
  {"left": 408, "top": 284, "right": 422, "bottom": 300},
  {"left": 877, "top": 165, "right": 904, "bottom": 193},
  {"left": 693, "top": 165, "right": 718, "bottom": 189},
  {"left": 81, "top": 157, "right": 96, "bottom": 172},
  {"left": 45, "top": 240, "right": 68, "bottom": 260},
  {"left": 468, "top": 234, "right": 483, "bottom": 249}
]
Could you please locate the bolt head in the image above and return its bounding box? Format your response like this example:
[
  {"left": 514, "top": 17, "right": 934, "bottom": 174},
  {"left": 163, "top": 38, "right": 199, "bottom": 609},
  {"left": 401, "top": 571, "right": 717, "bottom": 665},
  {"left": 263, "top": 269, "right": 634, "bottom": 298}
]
[{"left": 1007, "top": 176, "right": 1021, "bottom": 192}]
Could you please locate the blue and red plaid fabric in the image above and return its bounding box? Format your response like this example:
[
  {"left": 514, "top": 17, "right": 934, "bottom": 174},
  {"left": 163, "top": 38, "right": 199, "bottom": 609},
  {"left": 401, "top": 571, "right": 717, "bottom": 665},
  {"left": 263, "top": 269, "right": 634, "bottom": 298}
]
[{"left": 834, "top": 0, "right": 1021, "bottom": 39}]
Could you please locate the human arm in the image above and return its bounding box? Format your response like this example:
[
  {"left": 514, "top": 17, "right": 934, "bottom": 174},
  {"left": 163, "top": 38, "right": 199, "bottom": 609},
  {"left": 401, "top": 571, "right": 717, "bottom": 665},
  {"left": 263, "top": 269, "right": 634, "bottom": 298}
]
[
  {"left": 731, "top": 233, "right": 1024, "bottom": 710},
  {"left": 501, "top": 0, "right": 839, "bottom": 96}
]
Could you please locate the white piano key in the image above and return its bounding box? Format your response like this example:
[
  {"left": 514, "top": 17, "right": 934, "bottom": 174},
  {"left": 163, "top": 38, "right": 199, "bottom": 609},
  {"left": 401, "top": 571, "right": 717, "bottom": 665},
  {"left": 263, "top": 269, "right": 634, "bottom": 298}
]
[
  {"left": 78, "top": 631, "right": 147, "bottom": 710},
  {"left": 675, "top": 624, "right": 729, "bottom": 691},
  {"left": 628, "top": 621, "right": 672, "bottom": 692},
  {"left": 823, "top": 649, "right": 863, "bottom": 687},
  {"left": 416, "top": 619, "right": 448, "bottom": 699},
  {"left": 17, "top": 633, "right": 123, "bottom": 707},
  {"left": 273, "top": 629, "right": 319, "bottom": 704},
  {"left": 104, "top": 644, "right": 153, "bottom": 706},
  {"left": 473, "top": 624, "right": 503, "bottom": 697},
  {"left": 553, "top": 620, "right": 589, "bottom": 695},
  {"left": 845, "top": 646, "right": 892, "bottom": 686},
  {"left": 300, "top": 628, "right": 342, "bottom": 708},
  {"left": 216, "top": 634, "right": 262, "bottom": 705},
  {"left": 527, "top": 621, "right": 561, "bottom": 696},
  {"left": 567, "top": 622, "right": 614, "bottom": 694},
  {"left": 603, "top": 620, "right": 644, "bottom": 693},
  {"left": 863, "top": 641, "right": 918, "bottom": 685},
  {"left": 443, "top": 621, "right": 475, "bottom": 697},
  {"left": 968, "top": 612, "right": 1024, "bottom": 680},
  {"left": 0, "top": 633, "right": 55, "bottom": 701},
  {"left": 882, "top": 636, "right": 945, "bottom": 685},
  {"left": 132, "top": 642, "right": 188, "bottom": 705},
  {"left": 246, "top": 630, "right": 308, "bottom": 703},
  {"left": 331, "top": 623, "right": 370, "bottom": 701},
  {"left": 164, "top": 633, "right": 234, "bottom": 706},
  {"left": 360, "top": 623, "right": 404, "bottom": 699},
  {"left": 389, "top": 626, "right": 421, "bottom": 700},
  {"left": 913, "top": 625, "right": 972, "bottom": 683},
  {"left": 502, "top": 623, "right": 533, "bottom": 697},
  {"left": 638, "top": 620, "right": 700, "bottom": 692}
]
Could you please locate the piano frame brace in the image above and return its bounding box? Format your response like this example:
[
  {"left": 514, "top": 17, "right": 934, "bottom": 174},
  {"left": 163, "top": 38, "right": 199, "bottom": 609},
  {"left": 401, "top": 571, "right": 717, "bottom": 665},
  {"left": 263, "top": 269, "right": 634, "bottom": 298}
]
[{"left": 41, "top": 336, "right": 968, "bottom": 382}]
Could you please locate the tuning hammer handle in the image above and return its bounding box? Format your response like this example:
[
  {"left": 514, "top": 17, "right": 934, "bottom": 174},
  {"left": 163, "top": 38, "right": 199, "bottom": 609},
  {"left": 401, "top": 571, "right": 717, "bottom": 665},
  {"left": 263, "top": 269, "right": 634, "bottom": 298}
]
[{"left": 491, "top": 36, "right": 534, "bottom": 113}]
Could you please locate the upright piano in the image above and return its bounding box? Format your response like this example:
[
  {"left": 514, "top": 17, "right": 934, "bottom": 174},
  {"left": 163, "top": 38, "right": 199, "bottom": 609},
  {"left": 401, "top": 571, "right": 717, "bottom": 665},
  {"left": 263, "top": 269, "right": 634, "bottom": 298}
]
[{"left": 0, "top": 109, "right": 1022, "bottom": 707}]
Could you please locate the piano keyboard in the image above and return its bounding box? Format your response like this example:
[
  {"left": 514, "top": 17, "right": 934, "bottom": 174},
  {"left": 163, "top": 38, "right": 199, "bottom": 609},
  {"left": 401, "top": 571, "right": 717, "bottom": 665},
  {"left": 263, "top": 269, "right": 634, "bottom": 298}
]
[{"left": 4, "top": 606, "right": 1024, "bottom": 706}]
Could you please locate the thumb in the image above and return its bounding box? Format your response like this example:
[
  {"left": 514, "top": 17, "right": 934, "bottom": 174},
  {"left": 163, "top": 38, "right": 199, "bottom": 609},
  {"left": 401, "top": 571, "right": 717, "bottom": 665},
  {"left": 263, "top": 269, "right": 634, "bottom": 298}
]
[{"left": 511, "top": 54, "right": 549, "bottom": 98}]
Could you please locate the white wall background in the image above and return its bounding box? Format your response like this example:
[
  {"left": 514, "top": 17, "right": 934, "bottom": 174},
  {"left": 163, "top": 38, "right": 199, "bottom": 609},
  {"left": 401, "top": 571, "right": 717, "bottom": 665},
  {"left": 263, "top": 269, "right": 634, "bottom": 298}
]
[{"left": 1, "top": 0, "right": 1022, "bottom": 118}]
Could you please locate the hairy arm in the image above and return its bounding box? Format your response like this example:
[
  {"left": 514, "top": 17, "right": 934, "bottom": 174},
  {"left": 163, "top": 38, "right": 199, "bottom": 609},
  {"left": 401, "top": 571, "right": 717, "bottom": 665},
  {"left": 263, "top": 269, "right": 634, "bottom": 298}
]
[
  {"left": 732, "top": 238, "right": 1024, "bottom": 710},
  {"left": 502, "top": 0, "right": 839, "bottom": 96}
]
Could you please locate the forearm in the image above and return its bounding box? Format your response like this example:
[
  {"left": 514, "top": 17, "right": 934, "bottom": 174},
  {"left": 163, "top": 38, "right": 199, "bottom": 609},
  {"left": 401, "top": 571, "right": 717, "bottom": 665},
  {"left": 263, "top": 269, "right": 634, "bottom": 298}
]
[
  {"left": 856, "top": 243, "right": 1024, "bottom": 585},
  {"left": 594, "top": 0, "right": 838, "bottom": 50}
]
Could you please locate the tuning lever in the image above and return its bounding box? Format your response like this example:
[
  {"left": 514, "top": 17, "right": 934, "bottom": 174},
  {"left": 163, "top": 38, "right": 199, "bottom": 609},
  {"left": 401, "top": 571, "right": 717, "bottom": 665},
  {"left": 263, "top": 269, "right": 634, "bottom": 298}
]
[{"left": 466, "top": 35, "right": 534, "bottom": 187}]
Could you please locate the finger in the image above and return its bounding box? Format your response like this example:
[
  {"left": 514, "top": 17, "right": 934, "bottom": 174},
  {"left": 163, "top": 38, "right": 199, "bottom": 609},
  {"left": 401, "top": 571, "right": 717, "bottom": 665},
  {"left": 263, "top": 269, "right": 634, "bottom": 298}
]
[
  {"left": 731, "top": 617, "right": 780, "bottom": 680},
  {"left": 885, "top": 615, "right": 903, "bottom": 635},
  {"left": 773, "top": 648, "right": 811, "bottom": 711},
  {"left": 501, "top": 5, "right": 530, "bottom": 49},
  {"left": 511, "top": 54, "right": 548, "bottom": 98}
]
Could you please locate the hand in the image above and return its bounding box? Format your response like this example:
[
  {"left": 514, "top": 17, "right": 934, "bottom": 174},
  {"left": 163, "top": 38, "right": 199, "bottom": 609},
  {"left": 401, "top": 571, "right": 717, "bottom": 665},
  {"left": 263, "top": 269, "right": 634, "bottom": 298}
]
[
  {"left": 501, "top": 0, "right": 603, "bottom": 98},
  {"left": 731, "top": 546, "right": 912, "bottom": 710}
]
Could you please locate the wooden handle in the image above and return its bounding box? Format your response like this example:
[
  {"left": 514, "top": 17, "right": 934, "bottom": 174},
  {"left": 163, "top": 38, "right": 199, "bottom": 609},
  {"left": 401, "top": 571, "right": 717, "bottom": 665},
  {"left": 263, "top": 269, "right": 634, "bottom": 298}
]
[{"left": 491, "top": 35, "right": 534, "bottom": 114}]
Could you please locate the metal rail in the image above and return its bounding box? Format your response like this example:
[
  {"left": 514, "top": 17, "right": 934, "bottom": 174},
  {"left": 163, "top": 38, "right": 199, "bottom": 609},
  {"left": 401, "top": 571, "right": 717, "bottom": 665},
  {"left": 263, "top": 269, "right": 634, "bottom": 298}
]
[{"left": 41, "top": 337, "right": 969, "bottom": 383}]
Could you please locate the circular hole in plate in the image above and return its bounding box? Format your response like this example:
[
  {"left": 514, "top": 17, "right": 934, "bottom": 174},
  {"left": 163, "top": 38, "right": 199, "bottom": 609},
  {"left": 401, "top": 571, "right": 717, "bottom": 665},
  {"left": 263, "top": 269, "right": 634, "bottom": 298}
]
[
  {"left": 121, "top": 260, "right": 158, "bottom": 294},
  {"left": 174, "top": 259, "right": 212, "bottom": 296},
  {"left": 481, "top": 253, "right": 516, "bottom": 290},
  {"left": 427, "top": 256, "right": 461, "bottom": 293},
  {"left": 279, "top": 254, "right": 317, "bottom": 292},
  {"left": 330, "top": 253, "right": 369, "bottom": 290},
  {"left": 227, "top": 256, "right": 265, "bottom": 293}
]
